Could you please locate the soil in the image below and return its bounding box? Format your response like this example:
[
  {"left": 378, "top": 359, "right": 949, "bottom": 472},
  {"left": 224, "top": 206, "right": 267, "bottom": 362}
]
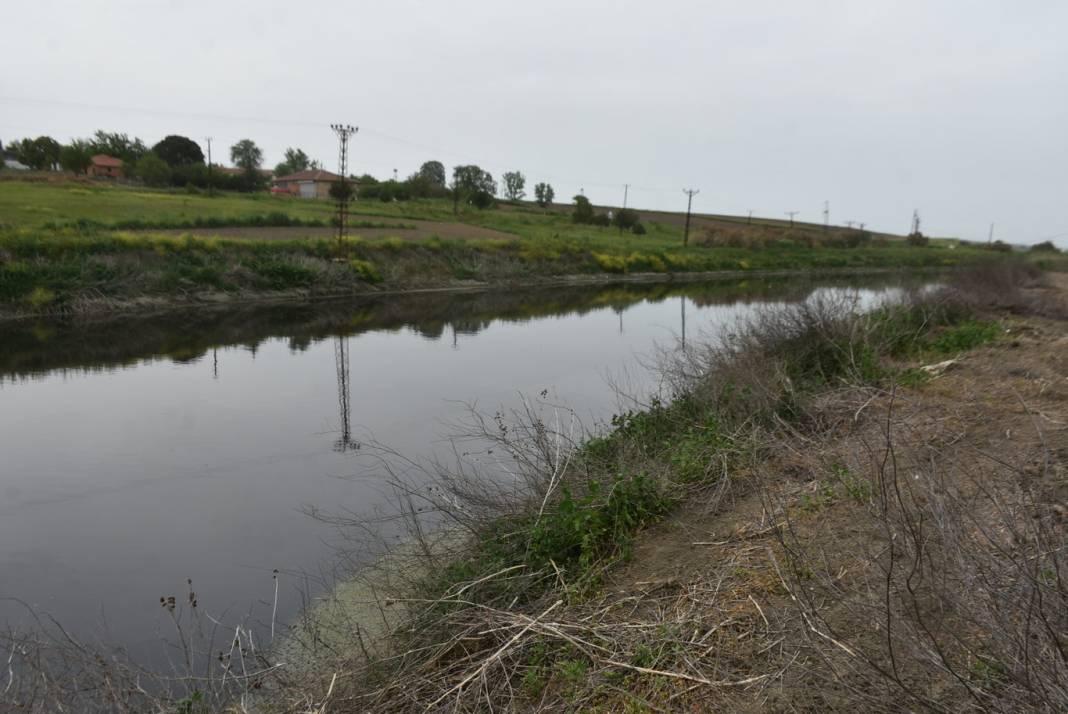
[
  {"left": 568, "top": 272, "right": 1068, "bottom": 711},
  {"left": 152, "top": 219, "right": 518, "bottom": 242}
]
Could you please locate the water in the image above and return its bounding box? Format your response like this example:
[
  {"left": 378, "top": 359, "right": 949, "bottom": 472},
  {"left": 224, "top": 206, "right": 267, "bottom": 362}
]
[{"left": 0, "top": 276, "right": 913, "bottom": 660}]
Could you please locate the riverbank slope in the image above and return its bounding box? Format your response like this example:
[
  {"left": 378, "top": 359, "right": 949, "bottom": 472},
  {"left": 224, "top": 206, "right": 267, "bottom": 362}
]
[{"left": 292, "top": 263, "right": 1068, "bottom": 712}]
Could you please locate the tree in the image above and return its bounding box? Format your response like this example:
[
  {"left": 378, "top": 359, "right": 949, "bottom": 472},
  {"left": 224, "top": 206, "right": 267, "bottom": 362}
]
[
  {"left": 572, "top": 194, "right": 595, "bottom": 224},
  {"left": 59, "top": 140, "right": 93, "bottom": 174},
  {"left": 452, "top": 164, "right": 496, "bottom": 209},
  {"left": 89, "top": 131, "right": 147, "bottom": 163},
  {"left": 135, "top": 153, "right": 171, "bottom": 187},
  {"left": 15, "top": 136, "right": 62, "bottom": 170},
  {"left": 613, "top": 208, "right": 640, "bottom": 234},
  {"left": 152, "top": 135, "right": 204, "bottom": 167},
  {"left": 534, "top": 182, "right": 555, "bottom": 208},
  {"left": 502, "top": 171, "right": 526, "bottom": 201},
  {"left": 417, "top": 160, "right": 446, "bottom": 187},
  {"left": 274, "top": 147, "right": 311, "bottom": 177},
  {"left": 230, "top": 139, "right": 265, "bottom": 191}
]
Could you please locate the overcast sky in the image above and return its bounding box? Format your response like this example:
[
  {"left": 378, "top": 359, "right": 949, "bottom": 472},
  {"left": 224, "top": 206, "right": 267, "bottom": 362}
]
[{"left": 2, "top": 0, "right": 1065, "bottom": 243}]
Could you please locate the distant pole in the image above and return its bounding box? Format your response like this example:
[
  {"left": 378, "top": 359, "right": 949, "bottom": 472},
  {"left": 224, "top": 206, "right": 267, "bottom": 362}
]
[
  {"left": 205, "top": 137, "right": 213, "bottom": 196},
  {"left": 785, "top": 211, "right": 799, "bottom": 227},
  {"left": 859, "top": 222, "right": 865, "bottom": 231},
  {"left": 823, "top": 200, "right": 829, "bottom": 229},
  {"left": 622, "top": 183, "right": 629, "bottom": 209},
  {"left": 988, "top": 222, "right": 995, "bottom": 243},
  {"left": 747, "top": 209, "right": 753, "bottom": 225},
  {"left": 846, "top": 220, "right": 855, "bottom": 229},
  {"left": 331, "top": 123, "right": 358, "bottom": 256},
  {"left": 682, "top": 189, "right": 700, "bottom": 245},
  {"left": 910, "top": 209, "right": 921, "bottom": 235},
  {"left": 393, "top": 168, "right": 398, "bottom": 182}
]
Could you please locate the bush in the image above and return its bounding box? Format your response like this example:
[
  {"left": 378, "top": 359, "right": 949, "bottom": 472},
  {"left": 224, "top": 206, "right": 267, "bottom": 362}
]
[
  {"left": 1030, "top": 241, "right": 1060, "bottom": 253},
  {"left": 631, "top": 222, "right": 646, "bottom": 235},
  {"left": 349, "top": 259, "right": 382, "bottom": 283},
  {"left": 906, "top": 232, "right": 929, "bottom": 247}
]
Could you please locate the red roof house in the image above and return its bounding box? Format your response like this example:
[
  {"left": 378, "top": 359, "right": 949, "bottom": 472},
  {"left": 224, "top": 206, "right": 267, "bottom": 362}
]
[{"left": 88, "top": 154, "right": 123, "bottom": 179}]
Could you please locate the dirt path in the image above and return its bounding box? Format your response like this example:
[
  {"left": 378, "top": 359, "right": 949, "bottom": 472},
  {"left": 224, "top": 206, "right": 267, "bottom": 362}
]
[{"left": 153, "top": 219, "right": 518, "bottom": 242}]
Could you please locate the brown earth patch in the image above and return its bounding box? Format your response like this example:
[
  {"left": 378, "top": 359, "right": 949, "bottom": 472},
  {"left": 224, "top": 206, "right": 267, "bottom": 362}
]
[{"left": 150, "top": 219, "right": 519, "bottom": 242}]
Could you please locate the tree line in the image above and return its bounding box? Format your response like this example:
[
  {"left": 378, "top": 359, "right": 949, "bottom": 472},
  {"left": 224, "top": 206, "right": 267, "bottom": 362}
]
[{"left": 1, "top": 132, "right": 272, "bottom": 192}]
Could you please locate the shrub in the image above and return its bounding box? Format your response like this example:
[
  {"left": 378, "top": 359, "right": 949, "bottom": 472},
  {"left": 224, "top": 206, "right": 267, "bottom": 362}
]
[
  {"left": 631, "top": 222, "right": 646, "bottom": 235},
  {"left": 349, "top": 259, "right": 382, "bottom": 283},
  {"left": 1030, "top": 241, "right": 1060, "bottom": 253},
  {"left": 906, "top": 232, "right": 929, "bottom": 247}
]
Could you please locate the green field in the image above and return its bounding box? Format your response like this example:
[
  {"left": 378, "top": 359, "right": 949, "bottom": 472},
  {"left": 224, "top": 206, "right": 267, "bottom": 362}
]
[{"left": 0, "top": 179, "right": 1032, "bottom": 316}]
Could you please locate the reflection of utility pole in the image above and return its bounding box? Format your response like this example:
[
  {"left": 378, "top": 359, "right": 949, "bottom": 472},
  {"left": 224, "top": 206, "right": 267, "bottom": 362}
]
[
  {"left": 334, "top": 336, "right": 355, "bottom": 452},
  {"left": 682, "top": 189, "right": 700, "bottom": 245},
  {"left": 785, "top": 211, "right": 799, "bottom": 227},
  {"left": 680, "top": 296, "right": 687, "bottom": 349},
  {"left": 213, "top": 348, "right": 218, "bottom": 379},
  {"left": 452, "top": 323, "right": 458, "bottom": 349}
]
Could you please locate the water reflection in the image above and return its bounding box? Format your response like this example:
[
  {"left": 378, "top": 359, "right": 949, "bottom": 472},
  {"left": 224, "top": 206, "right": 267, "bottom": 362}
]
[{"left": 0, "top": 275, "right": 917, "bottom": 383}]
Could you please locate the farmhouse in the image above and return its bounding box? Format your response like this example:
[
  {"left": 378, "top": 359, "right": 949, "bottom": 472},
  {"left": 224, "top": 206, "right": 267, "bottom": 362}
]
[
  {"left": 272, "top": 169, "right": 349, "bottom": 199},
  {"left": 88, "top": 154, "right": 123, "bottom": 179}
]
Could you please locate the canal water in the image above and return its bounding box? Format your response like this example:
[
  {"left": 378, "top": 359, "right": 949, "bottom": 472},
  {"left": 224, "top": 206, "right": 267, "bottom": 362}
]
[{"left": 0, "top": 276, "right": 910, "bottom": 662}]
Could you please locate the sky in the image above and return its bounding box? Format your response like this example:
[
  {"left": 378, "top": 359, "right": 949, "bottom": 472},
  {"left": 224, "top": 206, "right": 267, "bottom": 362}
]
[{"left": 1, "top": 0, "right": 1066, "bottom": 244}]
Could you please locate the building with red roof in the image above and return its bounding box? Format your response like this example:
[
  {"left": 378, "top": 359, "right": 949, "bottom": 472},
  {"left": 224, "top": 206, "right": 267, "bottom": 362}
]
[{"left": 87, "top": 154, "right": 123, "bottom": 179}]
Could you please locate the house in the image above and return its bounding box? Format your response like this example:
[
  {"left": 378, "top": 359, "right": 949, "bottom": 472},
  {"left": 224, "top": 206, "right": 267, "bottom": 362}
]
[
  {"left": 272, "top": 169, "right": 350, "bottom": 199},
  {"left": 88, "top": 154, "right": 123, "bottom": 179},
  {"left": 216, "top": 166, "right": 275, "bottom": 180}
]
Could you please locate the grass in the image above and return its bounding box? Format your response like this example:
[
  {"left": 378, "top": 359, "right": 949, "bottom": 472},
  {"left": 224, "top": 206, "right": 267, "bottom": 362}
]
[{"left": 0, "top": 179, "right": 1021, "bottom": 315}]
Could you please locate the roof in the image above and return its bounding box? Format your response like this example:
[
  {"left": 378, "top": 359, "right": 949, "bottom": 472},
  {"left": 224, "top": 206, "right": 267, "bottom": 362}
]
[
  {"left": 216, "top": 166, "right": 274, "bottom": 177},
  {"left": 273, "top": 169, "right": 345, "bottom": 183},
  {"left": 90, "top": 154, "right": 123, "bottom": 168}
]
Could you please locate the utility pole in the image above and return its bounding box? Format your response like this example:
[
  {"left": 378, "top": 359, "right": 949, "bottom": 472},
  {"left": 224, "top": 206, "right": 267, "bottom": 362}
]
[
  {"left": 330, "top": 123, "right": 358, "bottom": 256},
  {"left": 393, "top": 168, "right": 398, "bottom": 182},
  {"left": 747, "top": 209, "right": 753, "bottom": 225},
  {"left": 785, "top": 211, "right": 799, "bottom": 227},
  {"left": 988, "top": 222, "right": 995, "bottom": 243},
  {"left": 204, "top": 137, "right": 213, "bottom": 196},
  {"left": 682, "top": 189, "right": 700, "bottom": 245},
  {"left": 622, "top": 184, "right": 629, "bottom": 209},
  {"left": 910, "top": 209, "right": 921, "bottom": 235},
  {"left": 823, "top": 201, "right": 829, "bottom": 229},
  {"left": 846, "top": 220, "right": 855, "bottom": 229}
]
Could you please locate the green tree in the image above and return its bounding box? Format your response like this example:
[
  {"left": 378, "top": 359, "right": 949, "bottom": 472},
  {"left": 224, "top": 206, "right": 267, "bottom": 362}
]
[
  {"left": 135, "top": 153, "right": 171, "bottom": 187},
  {"left": 502, "top": 170, "right": 526, "bottom": 201},
  {"left": 230, "top": 139, "right": 265, "bottom": 191},
  {"left": 89, "top": 131, "right": 147, "bottom": 163},
  {"left": 417, "top": 160, "right": 446, "bottom": 187},
  {"left": 452, "top": 164, "right": 496, "bottom": 210},
  {"left": 613, "top": 208, "right": 640, "bottom": 234},
  {"left": 152, "top": 135, "right": 204, "bottom": 167},
  {"left": 534, "top": 182, "right": 555, "bottom": 208},
  {"left": 572, "top": 194, "right": 595, "bottom": 224},
  {"left": 274, "top": 147, "right": 311, "bottom": 177},
  {"left": 15, "top": 136, "right": 62, "bottom": 170},
  {"left": 59, "top": 140, "right": 93, "bottom": 174}
]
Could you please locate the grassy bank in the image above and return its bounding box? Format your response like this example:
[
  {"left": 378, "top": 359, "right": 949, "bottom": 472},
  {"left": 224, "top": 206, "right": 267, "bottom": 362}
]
[
  {"left": 0, "top": 226, "right": 1004, "bottom": 318},
  {"left": 1, "top": 179, "right": 1044, "bottom": 318}
]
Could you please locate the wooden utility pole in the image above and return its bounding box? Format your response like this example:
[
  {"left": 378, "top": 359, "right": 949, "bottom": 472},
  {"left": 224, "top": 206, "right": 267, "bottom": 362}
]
[
  {"left": 785, "top": 211, "right": 799, "bottom": 227},
  {"left": 623, "top": 183, "right": 629, "bottom": 209},
  {"left": 682, "top": 189, "right": 700, "bottom": 245},
  {"left": 204, "top": 137, "right": 213, "bottom": 196}
]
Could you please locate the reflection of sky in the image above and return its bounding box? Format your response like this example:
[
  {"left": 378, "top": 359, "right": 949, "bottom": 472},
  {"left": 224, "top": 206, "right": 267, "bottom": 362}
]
[{"left": 0, "top": 283, "right": 896, "bottom": 659}]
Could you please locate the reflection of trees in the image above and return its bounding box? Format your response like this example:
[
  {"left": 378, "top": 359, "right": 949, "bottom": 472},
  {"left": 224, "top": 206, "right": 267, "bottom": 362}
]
[{"left": 0, "top": 273, "right": 932, "bottom": 381}]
